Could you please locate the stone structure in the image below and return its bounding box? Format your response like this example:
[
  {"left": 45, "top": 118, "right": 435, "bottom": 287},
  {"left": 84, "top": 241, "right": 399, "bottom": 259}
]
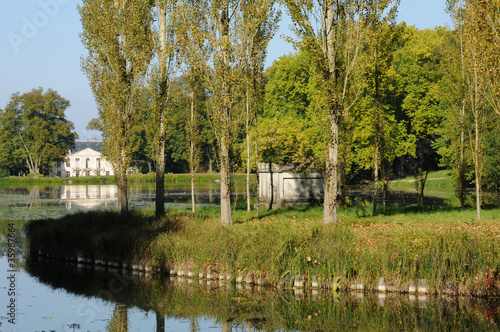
[{"left": 258, "top": 163, "right": 324, "bottom": 208}]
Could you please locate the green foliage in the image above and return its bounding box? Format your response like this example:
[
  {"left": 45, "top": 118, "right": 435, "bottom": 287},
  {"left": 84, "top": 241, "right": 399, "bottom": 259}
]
[
  {"left": 0, "top": 88, "right": 76, "bottom": 177},
  {"left": 79, "top": 0, "right": 155, "bottom": 212},
  {"left": 264, "top": 52, "right": 311, "bottom": 119},
  {"left": 0, "top": 169, "right": 9, "bottom": 178}
]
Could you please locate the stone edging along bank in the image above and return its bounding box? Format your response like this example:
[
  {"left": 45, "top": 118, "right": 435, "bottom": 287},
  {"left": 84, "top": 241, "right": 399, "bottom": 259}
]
[{"left": 32, "top": 250, "right": 499, "bottom": 297}]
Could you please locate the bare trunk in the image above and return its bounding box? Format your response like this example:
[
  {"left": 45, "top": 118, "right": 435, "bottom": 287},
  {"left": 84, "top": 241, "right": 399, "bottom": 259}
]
[
  {"left": 155, "top": 4, "right": 168, "bottom": 218},
  {"left": 471, "top": 56, "right": 481, "bottom": 220},
  {"left": 220, "top": 4, "right": 232, "bottom": 225},
  {"left": 372, "top": 46, "right": 380, "bottom": 216},
  {"left": 373, "top": 144, "right": 379, "bottom": 216},
  {"left": 474, "top": 119, "right": 481, "bottom": 220},
  {"left": 268, "top": 161, "right": 274, "bottom": 210},
  {"left": 323, "top": 4, "right": 339, "bottom": 225},
  {"left": 220, "top": 128, "right": 232, "bottom": 225},
  {"left": 26, "top": 158, "right": 39, "bottom": 178},
  {"left": 190, "top": 94, "right": 196, "bottom": 213},
  {"left": 246, "top": 86, "right": 251, "bottom": 212},
  {"left": 323, "top": 112, "right": 339, "bottom": 225},
  {"left": 116, "top": 147, "right": 129, "bottom": 213},
  {"left": 155, "top": 147, "right": 165, "bottom": 217},
  {"left": 418, "top": 170, "right": 429, "bottom": 207},
  {"left": 383, "top": 178, "right": 388, "bottom": 212},
  {"left": 255, "top": 109, "right": 260, "bottom": 217},
  {"left": 458, "top": 105, "right": 466, "bottom": 207}
]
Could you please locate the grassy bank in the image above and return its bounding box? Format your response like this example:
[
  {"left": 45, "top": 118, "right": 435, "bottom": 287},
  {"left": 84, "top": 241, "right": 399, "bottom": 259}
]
[
  {"left": 0, "top": 173, "right": 253, "bottom": 186},
  {"left": 25, "top": 205, "right": 500, "bottom": 297}
]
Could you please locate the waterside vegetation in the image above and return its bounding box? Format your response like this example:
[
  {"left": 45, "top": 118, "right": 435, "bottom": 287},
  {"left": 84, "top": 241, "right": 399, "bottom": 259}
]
[
  {"left": 0, "top": 173, "right": 251, "bottom": 185},
  {"left": 25, "top": 201, "right": 500, "bottom": 298}
]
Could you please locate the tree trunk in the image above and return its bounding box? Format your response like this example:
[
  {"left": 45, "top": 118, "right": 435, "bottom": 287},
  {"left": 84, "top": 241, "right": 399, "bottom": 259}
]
[
  {"left": 155, "top": 3, "right": 168, "bottom": 219},
  {"left": 221, "top": 321, "right": 232, "bottom": 332},
  {"left": 323, "top": 112, "right": 339, "bottom": 225},
  {"left": 246, "top": 85, "right": 251, "bottom": 212},
  {"left": 418, "top": 169, "right": 429, "bottom": 207},
  {"left": 373, "top": 143, "right": 379, "bottom": 216},
  {"left": 220, "top": 124, "right": 232, "bottom": 225},
  {"left": 255, "top": 110, "right": 260, "bottom": 217},
  {"left": 116, "top": 146, "right": 129, "bottom": 213},
  {"left": 458, "top": 104, "right": 466, "bottom": 208},
  {"left": 156, "top": 312, "right": 165, "bottom": 332},
  {"left": 190, "top": 94, "right": 196, "bottom": 213},
  {"left": 219, "top": 4, "right": 232, "bottom": 226},
  {"left": 474, "top": 118, "right": 481, "bottom": 220}
]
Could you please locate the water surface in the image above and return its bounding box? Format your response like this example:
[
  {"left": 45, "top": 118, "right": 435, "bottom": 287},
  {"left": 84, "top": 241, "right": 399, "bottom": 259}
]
[{"left": 0, "top": 183, "right": 499, "bottom": 331}]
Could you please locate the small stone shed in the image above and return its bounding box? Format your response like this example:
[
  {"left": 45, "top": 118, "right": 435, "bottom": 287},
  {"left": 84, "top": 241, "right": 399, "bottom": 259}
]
[{"left": 258, "top": 163, "right": 324, "bottom": 208}]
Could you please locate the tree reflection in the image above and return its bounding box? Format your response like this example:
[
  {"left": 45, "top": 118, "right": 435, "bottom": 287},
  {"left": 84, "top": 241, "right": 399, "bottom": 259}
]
[{"left": 107, "top": 303, "right": 128, "bottom": 332}]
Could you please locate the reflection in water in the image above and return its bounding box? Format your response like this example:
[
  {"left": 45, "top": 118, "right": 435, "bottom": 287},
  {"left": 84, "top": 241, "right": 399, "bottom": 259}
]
[
  {"left": 26, "top": 257, "right": 500, "bottom": 331},
  {"left": 0, "top": 183, "right": 256, "bottom": 218},
  {"left": 107, "top": 303, "right": 128, "bottom": 332}
]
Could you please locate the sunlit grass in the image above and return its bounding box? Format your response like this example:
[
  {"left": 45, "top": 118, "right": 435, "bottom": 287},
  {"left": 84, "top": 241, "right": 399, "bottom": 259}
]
[{"left": 22, "top": 168, "right": 500, "bottom": 297}]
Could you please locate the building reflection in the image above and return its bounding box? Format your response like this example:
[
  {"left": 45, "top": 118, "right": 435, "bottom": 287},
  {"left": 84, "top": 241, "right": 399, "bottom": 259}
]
[{"left": 60, "top": 185, "right": 118, "bottom": 210}]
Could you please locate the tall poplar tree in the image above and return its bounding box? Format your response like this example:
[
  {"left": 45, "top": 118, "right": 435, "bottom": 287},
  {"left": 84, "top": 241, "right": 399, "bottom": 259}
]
[
  {"left": 177, "top": 0, "right": 210, "bottom": 213},
  {"left": 150, "top": 0, "right": 181, "bottom": 218},
  {"left": 354, "top": 2, "right": 401, "bottom": 216},
  {"left": 282, "top": 0, "right": 368, "bottom": 224},
  {"left": 444, "top": 0, "right": 469, "bottom": 207},
  {"left": 79, "top": 0, "right": 154, "bottom": 213},
  {"left": 241, "top": 0, "right": 279, "bottom": 212}
]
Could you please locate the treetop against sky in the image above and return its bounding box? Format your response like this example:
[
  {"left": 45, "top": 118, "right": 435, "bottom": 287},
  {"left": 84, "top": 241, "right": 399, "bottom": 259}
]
[{"left": 0, "top": 0, "right": 451, "bottom": 139}]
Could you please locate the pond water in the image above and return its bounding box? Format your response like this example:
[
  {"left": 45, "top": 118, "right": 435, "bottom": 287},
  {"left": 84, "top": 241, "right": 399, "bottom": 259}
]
[{"left": 0, "top": 184, "right": 499, "bottom": 331}]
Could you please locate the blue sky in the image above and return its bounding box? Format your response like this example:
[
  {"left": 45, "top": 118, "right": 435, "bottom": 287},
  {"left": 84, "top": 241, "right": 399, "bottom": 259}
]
[{"left": 0, "top": 0, "right": 452, "bottom": 139}]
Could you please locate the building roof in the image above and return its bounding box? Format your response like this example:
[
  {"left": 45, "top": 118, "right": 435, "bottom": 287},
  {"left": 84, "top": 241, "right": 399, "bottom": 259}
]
[{"left": 72, "top": 139, "right": 104, "bottom": 153}]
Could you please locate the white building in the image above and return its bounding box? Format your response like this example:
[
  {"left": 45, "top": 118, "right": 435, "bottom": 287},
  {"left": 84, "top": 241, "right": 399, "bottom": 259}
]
[{"left": 50, "top": 140, "right": 115, "bottom": 177}]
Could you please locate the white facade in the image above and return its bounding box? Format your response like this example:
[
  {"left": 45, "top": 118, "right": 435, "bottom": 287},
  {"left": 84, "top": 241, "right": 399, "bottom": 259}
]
[{"left": 50, "top": 147, "right": 114, "bottom": 178}]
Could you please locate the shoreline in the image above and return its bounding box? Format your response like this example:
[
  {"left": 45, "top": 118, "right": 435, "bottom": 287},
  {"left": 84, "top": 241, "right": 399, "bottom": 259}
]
[
  {"left": 27, "top": 250, "right": 463, "bottom": 297},
  {"left": 25, "top": 208, "right": 500, "bottom": 299}
]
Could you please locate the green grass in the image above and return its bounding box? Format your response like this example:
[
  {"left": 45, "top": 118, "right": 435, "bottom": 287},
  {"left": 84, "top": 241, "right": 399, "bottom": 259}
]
[
  {"left": 25, "top": 204, "right": 500, "bottom": 297},
  {"left": 0, "top": 172, "right": 254, "bottom": 186}
]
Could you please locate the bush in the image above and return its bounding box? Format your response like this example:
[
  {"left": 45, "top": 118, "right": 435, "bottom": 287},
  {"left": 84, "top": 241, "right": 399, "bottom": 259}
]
[{"left": 0, "top": 168, "right": 9, "bottom": 178}]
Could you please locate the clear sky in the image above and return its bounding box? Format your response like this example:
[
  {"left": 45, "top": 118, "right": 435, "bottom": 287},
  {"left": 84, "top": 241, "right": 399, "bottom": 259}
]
[{"left": 0, "top": 0, "right": 452, "bottom": 139}]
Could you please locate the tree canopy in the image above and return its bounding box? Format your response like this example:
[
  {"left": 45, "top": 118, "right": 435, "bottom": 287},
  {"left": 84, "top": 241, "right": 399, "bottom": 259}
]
[{"left": 0, "top": 88, "right": 76, "bottom": 178}]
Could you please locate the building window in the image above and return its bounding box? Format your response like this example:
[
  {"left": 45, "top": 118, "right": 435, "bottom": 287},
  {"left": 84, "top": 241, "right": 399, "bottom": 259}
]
[
  {"left": 85, "top": 171, "right": 90, "bottom": 176},
  {"left": 97, "top": 158, "right": 101, "bottom": 169},
  {"left": 106, "top": 171, "right": 110, "bottom": 176},
  {"left": 75, "top": 158, "right": 80, "bottom": 169},
  {"left": 86, "top": 158, "right": 90, "bottom": 169},
  {"left": 96, "top": 171, "right": 101, "bottom": 176},
  {"left": 56, "top": 171, "right": 61, "bottom": 177},
  {"left": 66, "top": 159, "right": 70, "bottom": 167},
  {"left": 57, "top": 161, "right": 62, "bottom": 168},
  {"left": 75, "top": 171, "right": 80, "bottom": 177}
]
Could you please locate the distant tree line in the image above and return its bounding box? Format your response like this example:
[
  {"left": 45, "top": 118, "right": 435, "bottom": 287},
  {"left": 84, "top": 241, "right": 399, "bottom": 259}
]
[{"left": 1, "top": 0, "right": 498, "bottom": 223}]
